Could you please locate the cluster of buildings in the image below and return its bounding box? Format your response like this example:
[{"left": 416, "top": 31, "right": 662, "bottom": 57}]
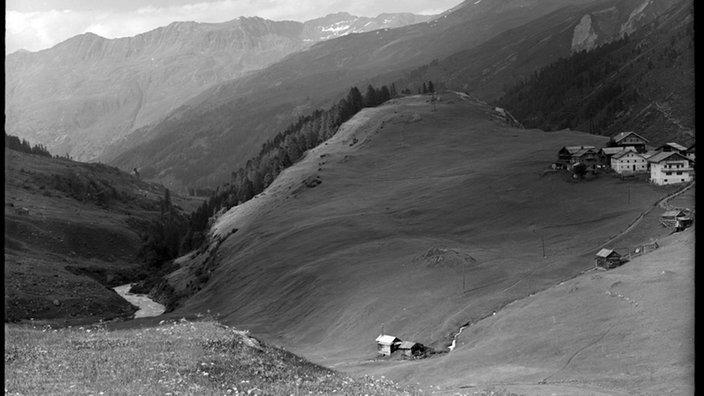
[
  {"left": 375, "top": 334, "right": 425, "bottom": 358},
  {"left": 555, "top": 131, "right": 695, "bottom": 185}
]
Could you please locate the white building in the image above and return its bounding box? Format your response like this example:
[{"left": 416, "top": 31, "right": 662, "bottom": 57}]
[
  {"left": 610, "top": 149, "right": 648, "bottom": 174},
  {"left": 648, "top": 152, "right": 694, "bottom": 185}
]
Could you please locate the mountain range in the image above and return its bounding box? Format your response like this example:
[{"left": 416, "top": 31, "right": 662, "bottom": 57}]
[
  {"left": 106, "top": 0, "right": 690, "bottom": 192},
  {"left": 5, "top": 0, "right": 693, "bottom": 192},
  {"left": 4, "top": 12, "right": 432, "bottom": 164}
]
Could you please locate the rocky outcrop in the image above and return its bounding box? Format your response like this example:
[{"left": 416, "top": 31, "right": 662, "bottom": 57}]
[{"left": 571, "top": 14, "right": 599, "bottom": 53}]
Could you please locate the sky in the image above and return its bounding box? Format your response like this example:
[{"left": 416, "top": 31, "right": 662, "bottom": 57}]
[{"left": 5, "top": 0, "right": 462, "bottom": 54}]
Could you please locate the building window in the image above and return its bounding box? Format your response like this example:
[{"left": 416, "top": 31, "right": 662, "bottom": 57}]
[{"left": 677, "top": 172, "right": 682, "bottom": 175}]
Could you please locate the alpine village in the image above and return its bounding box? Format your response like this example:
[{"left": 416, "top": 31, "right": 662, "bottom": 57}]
[{"left": 5, "top": 0, "right": 694, "bottom": 395}]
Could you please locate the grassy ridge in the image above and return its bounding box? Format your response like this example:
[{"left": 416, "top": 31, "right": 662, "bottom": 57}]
[{"left": 5, "top": 320, "right": 420, "bottom": 396}]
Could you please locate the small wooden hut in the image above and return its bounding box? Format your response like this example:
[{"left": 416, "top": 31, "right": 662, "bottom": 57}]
[
  {"left": 595, "top": 248, "right": 623, "bottom": 269},
  {"left": 398, "top": 341, "right": 424, "bottom": 357},
  {"left": 375, "top": 335, "right": 401, "bottom": 356}
]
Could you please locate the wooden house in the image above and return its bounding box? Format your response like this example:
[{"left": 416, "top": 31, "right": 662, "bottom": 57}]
[
  {"left": 571, "top": 147, "right": 599, "bottom": 171},
  {"left": 595, "top": 248, "right": 623, "bottom": 269},
  {"left": 612, "top": 131, "right": 649, "bottom": 153},
  {"left": 398, "top": 341, "right": 424, "bottom": 358},
  {"left": 557, "top": 146, "right": 596, "bottom": 166},
  {"left": 648, "top": 152, "right": 694, "bottom": 185},
  {"left": 610, "top": 150, "right": 648, "bottom": 174},
  {"left": 375, "top": 335, "right": 401, "bottom": 356},
  {"left": 661, "top": 210, "right": 692, "bottom": 230},
  {"left": 657, "top": 142, "right": 688, "bottom": 155}
]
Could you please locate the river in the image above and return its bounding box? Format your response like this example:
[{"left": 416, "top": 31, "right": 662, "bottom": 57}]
[{"left": 113, "top": 284, "right": 166, "bottom": 318}]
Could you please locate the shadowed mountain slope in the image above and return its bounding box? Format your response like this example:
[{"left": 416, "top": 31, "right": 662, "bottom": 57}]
[{"left": 4, "top": 148, "right": 199, "bottom": 324}]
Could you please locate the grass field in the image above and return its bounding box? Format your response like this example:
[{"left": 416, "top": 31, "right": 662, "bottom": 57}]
[
  {"left": 157, "top": 93, "right": 692, "bottom": 393},
  {"left": 4, "top": 319, "right": 422, "bottom": 396}
]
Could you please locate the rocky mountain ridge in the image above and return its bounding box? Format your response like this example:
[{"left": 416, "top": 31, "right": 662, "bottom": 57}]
[{"left": 4, "top": 12, "right": 432, "bottom": 162}]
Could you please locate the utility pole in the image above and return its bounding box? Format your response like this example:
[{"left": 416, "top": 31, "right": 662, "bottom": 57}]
[
  {"left": 462, "top": 262, "right": 466, "bottom": 291},
  {"left": 532, "top": 228, "right": 546, "bottom": 258}
]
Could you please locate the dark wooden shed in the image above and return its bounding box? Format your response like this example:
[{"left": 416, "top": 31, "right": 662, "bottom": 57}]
[
  {"left": 398, "top": 341, "right": 424, "bottom": 357},
  {"left": 595, "top": 248, "right": 623, "bottom": 269}
]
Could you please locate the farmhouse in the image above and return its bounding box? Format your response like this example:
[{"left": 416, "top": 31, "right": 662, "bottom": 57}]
[
  {"left": 598, "top": 146, "right": 635, "bottom": 167},
  {"left": 648, "top": 152, "right": 694, "bottom": 185},
  {"left": 610, "top": 149, "right": 648, "bottom": 174},
  {"left": 557, "top": 145, "right": 596, "bottom": 165},
  {"left": 571, "top": 147, "right": 599, "bottom": 171},
  {"left": 398, "top": 341, "right": 424, "bottom": 358},
  {"left": 375, "top": 335, "right": 401, "bottom": 356},
  {"left": 612, "top": 131, "right": 649, "bottom": 153},
  {"left": 595, "top": 248, "right": 623, "bottom": 269}
]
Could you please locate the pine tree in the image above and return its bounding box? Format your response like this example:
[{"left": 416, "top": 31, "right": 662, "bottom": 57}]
[
  {"left": 427, "top": 80, "right": 435, "bottom": 93},
  {"left": 363, "top": 84, "right": 378, "bottom": 107}
]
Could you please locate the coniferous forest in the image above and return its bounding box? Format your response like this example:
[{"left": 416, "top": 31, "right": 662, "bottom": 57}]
[{"left": 494, "top": 12, "right": 693, "bottom": 143}]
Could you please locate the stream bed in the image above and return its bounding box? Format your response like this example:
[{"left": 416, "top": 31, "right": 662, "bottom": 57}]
[{"left": 113, "top": 284, "right": 166, "bottom": 318}]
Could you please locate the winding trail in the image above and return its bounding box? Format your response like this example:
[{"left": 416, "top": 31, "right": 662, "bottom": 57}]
[
  {"left": 586, "top": 181, "right": 694, "bottom": 255},
  {"left": 447, "top": 181, "right": 694, "bottom": 353}
]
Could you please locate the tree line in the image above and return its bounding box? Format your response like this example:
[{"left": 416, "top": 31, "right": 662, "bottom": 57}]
[
  {"left": 5, "top": 133, "right": 52, "bottom": 157},
  {"left": 179, "top": 82, "right": 397, "bottom": 252}
]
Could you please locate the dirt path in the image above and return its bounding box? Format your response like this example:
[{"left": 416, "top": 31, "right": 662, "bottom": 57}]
[{"left": 586, "top": 181, "right": 694, "bottom": 254}]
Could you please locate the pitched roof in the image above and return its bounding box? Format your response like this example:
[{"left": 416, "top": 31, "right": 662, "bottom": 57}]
[
  {"left": 600, "top": 147, "right": 629, "bottom": 155},
  {"left": 647, "top": 151, "right": 691, "bottom": 163},
  {"left": 686, "top": 143, "right": 695, "bottom": 152},
  {"left": 562, "top": 145, "right": 596, "bottom": 154},
  {"left": 613, "top": 131, "right": 649, "bottom": 144},
  {"left": 596, "top": 248, "right": 619, "bottom": 258},
  {"left": 573, "top": 148, "right": 597, "bottom": 157},
  {"left": 612, "top": 150, "right": 644, "bottom": 160},
  {"left": 659, "top": 142, "right": 688, "bottom": 151},
  {"left": 376, "top": 335, "right": 401, "bottom": 345},
  {"left": 642, "top": 150, "right": 660, "bottom": 159},
  {"left": 398, "top": 341, "right": 419, "bottom": 349},
  {"left": 662, "top": 210, "right": 686, "bottom": 218}
]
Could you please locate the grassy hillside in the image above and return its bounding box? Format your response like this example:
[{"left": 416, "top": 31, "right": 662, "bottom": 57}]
[
  {"left": 363, "top": 226, "right": 694, "bottom": 395},
  {"left": 4, "top": 319, "right": 419, "bottom": 395},
  {"left": 155, "top": 93, "right": 686, "bottom": 387},
  {"left": 4, "top": 149, "right": 200, "bottom": 324}
]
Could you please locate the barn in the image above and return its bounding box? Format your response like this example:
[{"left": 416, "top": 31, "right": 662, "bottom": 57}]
[
  {"left": 595, "top": 248, "right": 623, "bottom": 269},
  {"left": 612, "top": 131, "right": 649, "bottom": 153},
  {"left": 656, "top": 142, "right": 688, "bottom": 155},
  {"left": 398, "top": 341, "right": 424, "bottom": 358},
  {"left": 375, "top": 335, "right": 401, "bottom": 356}
]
